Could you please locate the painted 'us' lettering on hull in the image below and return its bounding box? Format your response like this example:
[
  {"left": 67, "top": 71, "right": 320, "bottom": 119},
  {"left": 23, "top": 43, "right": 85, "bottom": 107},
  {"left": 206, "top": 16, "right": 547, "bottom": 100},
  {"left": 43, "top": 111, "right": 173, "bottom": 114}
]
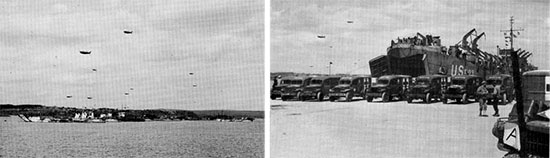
[{"left": 450, "top": 65, "right": 475, "bottom": 76}]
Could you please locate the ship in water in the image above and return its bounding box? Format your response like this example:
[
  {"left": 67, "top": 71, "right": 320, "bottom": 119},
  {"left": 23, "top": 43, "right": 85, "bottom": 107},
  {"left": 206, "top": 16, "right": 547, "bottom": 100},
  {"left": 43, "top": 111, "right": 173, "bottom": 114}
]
[{"left": 369, "top": 17, "right": 537, "bottom": 78}]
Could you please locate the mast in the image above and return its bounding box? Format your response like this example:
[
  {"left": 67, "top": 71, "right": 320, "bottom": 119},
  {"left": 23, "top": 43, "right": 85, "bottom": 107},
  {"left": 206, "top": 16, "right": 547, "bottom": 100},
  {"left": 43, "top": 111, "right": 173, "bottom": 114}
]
[
  {"left": 498, "top": 16, "right": 526, "bottom": 74},
  {"left": 500, "top": 16, "right": 524, "bottom": 52}
]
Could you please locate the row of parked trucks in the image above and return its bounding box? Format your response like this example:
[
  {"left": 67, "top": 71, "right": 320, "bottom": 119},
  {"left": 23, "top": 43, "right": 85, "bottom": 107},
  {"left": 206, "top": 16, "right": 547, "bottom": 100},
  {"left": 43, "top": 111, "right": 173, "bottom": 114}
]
[
  {"left": 271, "top": 74, "right": 515, "bottom": 104},
  {"left": 273, "top": 70, "right": 549, "bottom": 157}
]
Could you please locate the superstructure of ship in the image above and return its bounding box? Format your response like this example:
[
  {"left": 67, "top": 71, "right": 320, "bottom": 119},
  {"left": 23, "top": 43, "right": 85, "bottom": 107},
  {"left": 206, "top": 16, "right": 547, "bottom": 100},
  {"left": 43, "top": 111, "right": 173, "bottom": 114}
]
[{"left": 369, "top": 17, "right": 536, "bottom": 78}]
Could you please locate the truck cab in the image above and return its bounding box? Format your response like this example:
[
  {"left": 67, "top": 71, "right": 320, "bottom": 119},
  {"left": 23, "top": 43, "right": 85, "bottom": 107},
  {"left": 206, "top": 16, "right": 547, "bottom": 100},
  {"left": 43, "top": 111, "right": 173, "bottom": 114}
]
[
  {"left": 270, "top": 76, "right": 292, "bottom": 100},
  {"left": 366, "top": 75, "right": 411, "bottom": 102},
  {"left": 280, "top": 76, "right": 313, "bottom": 101},
  {"left": 486, "top": 74, "right": 514, "bottom": 104},
  {"left": 442, "top": 75, "right": 483, "bottom": 104},
  {"left": 328, "top": 76, "right": 372, "bottom": 102},
  {"left": 407, "top": 75, "right": 449, "bottom": 103},
  {"left": 492, "top": 70, "right": 549, "bottom": 157},
  {"left": 301, "top": 76, "right": 341, "bottom": 101}
]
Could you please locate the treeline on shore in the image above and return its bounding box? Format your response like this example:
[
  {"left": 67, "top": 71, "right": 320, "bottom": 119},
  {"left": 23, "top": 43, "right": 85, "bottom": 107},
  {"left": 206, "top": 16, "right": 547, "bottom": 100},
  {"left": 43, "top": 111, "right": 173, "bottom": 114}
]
[
  {"left": 0, "top": 104, "right": 263, "bottom": 121},
  {"left": 193, "top": 110, "right": 264, "bottom": 119},
  {"left": 270, "top": 72, "right": 364, "bottom": 79}
]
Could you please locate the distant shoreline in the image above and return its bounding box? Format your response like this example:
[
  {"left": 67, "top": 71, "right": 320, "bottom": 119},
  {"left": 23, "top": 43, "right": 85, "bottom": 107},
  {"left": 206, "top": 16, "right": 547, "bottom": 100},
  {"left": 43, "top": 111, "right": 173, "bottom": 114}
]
[{"left": 0, "top": 104, "right": 264, "bottom": 123}]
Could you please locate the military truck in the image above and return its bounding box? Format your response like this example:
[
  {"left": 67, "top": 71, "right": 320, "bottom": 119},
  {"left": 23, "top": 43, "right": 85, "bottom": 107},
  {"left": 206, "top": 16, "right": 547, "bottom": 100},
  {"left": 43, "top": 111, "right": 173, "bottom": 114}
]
[
  {"left": 492, "top": 70, "right": 549, "bottom": 158},
  {"left": 407, "top": 75, "right": 449, "bottom": 103},
  {"left": 280, "top": 76, "right": 313, "bottom": 101},
  {"left": 328, "top": 76, "right": 372, "bottom": 102},
  {"left": 301, "top": 76, "right": 341, "bottom": 101},
  {"left": 270, "top": 76, "right": 292, "bottom": 100},
  {"left": 442, "top": 75, "right": 483, "bottom": 104},
  {"left": 485, "top": 74, "right": 514, "bottom": 104},
  {"left": 366, "top": 75, "right": 411, "bottom": 102}
]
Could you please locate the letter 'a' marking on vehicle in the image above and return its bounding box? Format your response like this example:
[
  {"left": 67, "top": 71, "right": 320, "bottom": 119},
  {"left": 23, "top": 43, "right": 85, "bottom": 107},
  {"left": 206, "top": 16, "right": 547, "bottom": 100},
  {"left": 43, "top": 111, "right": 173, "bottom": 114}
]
[
  {"left": 506, "top": 128, "right": 516, "bottom": 141},
  {"left": 503, "top": 123, "right": 521, "bottom": 150}
]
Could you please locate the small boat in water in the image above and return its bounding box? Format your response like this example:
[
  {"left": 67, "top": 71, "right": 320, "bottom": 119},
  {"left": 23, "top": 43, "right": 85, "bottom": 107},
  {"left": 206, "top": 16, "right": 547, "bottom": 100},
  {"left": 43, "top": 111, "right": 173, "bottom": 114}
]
[
  {"left": 28, "top": 116, "right": 41, "bottom": 122},
  {"left": 42, "top": 118, "right": 51, "bottom": 123},
  {"left": 89, "top": 119, "right": 105, "bottom": 123},
  {"left": 234, "top": 117, "right": 255, "bottom": 122},
  {"left": 104, "top": 119, "right": 118, "bottom": 123},
  {"left": 217, "top": 118, "right": 233, "bottom": 122}
]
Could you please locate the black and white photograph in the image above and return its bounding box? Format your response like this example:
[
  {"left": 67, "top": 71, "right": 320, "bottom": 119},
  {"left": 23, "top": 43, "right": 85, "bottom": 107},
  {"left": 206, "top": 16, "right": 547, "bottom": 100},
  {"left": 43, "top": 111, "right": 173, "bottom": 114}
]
[
  {"left": 0, "top": 0, "right": 264, "bottom": 157},
  {"left": 270, "top": 0, "right": 549, "bottom": 157},
  {"left": 2, "top": 0, "right": 550, "bottom": 157}
]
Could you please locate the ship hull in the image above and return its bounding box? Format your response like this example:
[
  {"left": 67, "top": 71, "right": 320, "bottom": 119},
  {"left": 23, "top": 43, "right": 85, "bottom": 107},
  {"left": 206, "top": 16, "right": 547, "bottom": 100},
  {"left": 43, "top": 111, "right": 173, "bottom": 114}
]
[{"left": 370, "top": 44, "right": 493, "bottom": 78}]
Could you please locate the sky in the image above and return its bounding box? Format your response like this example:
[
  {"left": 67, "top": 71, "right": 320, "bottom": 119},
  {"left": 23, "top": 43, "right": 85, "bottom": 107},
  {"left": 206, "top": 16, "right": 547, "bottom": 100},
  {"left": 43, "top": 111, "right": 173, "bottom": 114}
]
[
  {"left": 0, "top": 0, "right": 264, "bottom": 110},
  {"left": 271, "top": 0, "right": 550, "bottom": 74}
]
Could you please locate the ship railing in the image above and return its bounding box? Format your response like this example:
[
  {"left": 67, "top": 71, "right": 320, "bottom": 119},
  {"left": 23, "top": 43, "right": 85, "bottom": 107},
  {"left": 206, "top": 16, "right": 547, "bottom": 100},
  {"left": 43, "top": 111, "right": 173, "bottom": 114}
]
[{"left": 388, "top": 44, "right": 445, "bottom": 55}]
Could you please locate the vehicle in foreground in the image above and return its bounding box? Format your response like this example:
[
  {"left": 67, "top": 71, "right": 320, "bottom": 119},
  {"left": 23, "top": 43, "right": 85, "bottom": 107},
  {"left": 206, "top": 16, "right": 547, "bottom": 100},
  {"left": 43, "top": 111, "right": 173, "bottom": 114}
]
[
  {"left": 301, "top": 76, "right": 341, "bottom": 101},
  {"left": 366, "top": 75, "right": 410, "bottom": 102},
  {"left": 407, "top": 75, "right": 449, "bottom": 103},
  {"left": 492, "top": 70, "right": 549, "bottom": 158},
  {"left": 485, "top": 74, "right": 515, "bottom": 104},
  {"left": 280, "top": 76, "right": 313, "bottom": 101},
  {"left": 328, "top": 76, "right": 372, "bottom": 102},
  {"left": 442, "top": 75, "right": 483, "bottom": 104}
]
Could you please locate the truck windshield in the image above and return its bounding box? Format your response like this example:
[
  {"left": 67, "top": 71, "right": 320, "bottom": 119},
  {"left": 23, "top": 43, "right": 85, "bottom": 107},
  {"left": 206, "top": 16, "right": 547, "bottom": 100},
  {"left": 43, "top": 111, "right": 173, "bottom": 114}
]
[
  {"left": 290, "top": 80, "right": 303, "bottom": 85},
  {"left": 451, "top": 79, "right": 465, "bottom": 85},
  {"left": 486, "top": 79, "right": 502, "bottom": 85},
  {"left": 311, "top": 79, "right": 323, "bottom": 85},
  {"left": 377, "top": 79, "right": 389, "bottom": 85},
  {"left": 415, "top": 79, "right": 429, "bottom": 85},
  {"left": 339, "top": 80, "right": 351, "bottom": 85},
  {"left": 281, "top": 80, "right": 291, "bottom": 84}
]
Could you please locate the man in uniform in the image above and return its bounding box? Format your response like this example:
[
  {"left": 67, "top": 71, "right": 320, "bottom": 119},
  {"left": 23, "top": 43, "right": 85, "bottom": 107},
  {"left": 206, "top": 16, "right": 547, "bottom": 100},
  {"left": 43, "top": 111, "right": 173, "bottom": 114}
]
[
  {"left": 272, "top": 75, "right": 281, "bottom": 88},
  {"left": 491, "top": 83, "right": 501, "bottom": 117},
  {"left": 476, "top": 81, "right": 489, "bottom": 117}
]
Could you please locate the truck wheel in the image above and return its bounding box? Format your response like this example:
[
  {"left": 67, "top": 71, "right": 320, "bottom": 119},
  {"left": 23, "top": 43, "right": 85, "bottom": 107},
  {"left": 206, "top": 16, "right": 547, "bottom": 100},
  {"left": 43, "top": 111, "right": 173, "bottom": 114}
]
[
  {"left": 461, "top": 93, "right": 469, "bottom": 104},
  {"left": 382, "top": 92, "right": 389, "bottom": 102},
  {"left": 501, "top": 93, "right": 507, "bottom": 105},
  {"left": 442, "top": 98, "right": 448, "bottom": 104},
  {"left": 345, "top": 92, "right": 352, "bottom": 102},
  {"left": 317, "top": 92, "right": 324, "bottom": 101},
  {"left": 366, "top": 96, "right": 373, "bottom": 102},
  {"left": 270, "top": 95, "right": 276, "bottom": 100},
  {"left": 425, "top": 93, "right": 431, "bottom": 104}
]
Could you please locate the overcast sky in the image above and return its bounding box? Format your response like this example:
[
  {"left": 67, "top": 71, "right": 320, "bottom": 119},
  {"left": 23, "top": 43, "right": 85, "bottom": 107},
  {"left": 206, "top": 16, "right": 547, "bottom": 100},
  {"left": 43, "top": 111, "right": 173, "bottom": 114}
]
[
  {"left": 272, "top": 0, "right": 550, "bottom": 74},
  {"left": 0, "top": 0, "right": 263, "bottom": 110}
]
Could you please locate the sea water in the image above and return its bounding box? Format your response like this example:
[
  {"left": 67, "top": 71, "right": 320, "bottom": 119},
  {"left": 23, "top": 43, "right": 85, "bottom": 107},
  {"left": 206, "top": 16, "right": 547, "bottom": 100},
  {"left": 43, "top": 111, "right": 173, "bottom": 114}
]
[{"left": 0, "top": 120, "right": 263, "bottom": 158}]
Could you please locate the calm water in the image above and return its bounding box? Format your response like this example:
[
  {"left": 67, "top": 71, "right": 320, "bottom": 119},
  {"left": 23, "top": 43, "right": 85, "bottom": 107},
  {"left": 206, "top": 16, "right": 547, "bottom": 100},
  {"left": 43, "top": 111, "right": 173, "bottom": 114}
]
[{"left": 0, "top": 119, "right": 263, "bottom": 158}]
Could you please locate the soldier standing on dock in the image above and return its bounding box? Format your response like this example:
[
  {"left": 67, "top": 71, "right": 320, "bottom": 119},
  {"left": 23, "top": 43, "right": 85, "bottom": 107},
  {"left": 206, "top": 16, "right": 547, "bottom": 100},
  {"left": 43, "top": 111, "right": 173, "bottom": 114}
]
[
  {"left": 272, "top": 75, "right": 282, "bottom": 88},
  {"left": 477, "top": 81, "right": 489, "bottom": 117},
  {"left": 491, "top": 83, "right": 501, "bottom": 117}
]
